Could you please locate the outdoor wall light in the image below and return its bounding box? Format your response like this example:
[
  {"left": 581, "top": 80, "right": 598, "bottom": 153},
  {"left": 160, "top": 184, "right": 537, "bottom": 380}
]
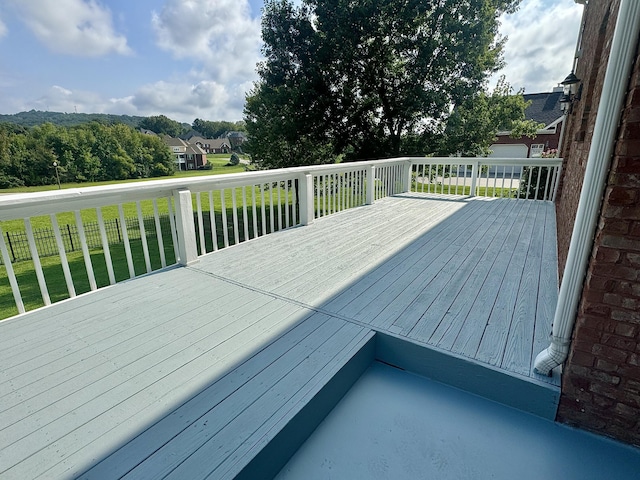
[{"left": 560, "top": 71, "right": 582, "bottom": 113}]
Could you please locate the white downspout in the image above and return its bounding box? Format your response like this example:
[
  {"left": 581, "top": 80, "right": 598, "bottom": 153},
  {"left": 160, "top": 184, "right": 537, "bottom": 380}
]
[{"left": 534, "top": 0, "right": 640, "bottom": 376}]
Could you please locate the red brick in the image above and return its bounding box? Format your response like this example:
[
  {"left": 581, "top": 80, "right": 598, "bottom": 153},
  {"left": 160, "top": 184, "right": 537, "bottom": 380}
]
[
  {"left": 602, "top": 334, "right": 636, "bottom": 350},
  {"left": 599, "top": 235, "right": 640, "bottom": 253},
  {"left": 615, "top": 322, "right": 638, "bottom": 337},
  {"left": 588, "top": 382, "right": 620, "bottom": 400},
  {"left": 586, "top": 274, "right": 616, "bottom": 292},
  {"left": 617, "top": 281, "right": 640, "bottom": 297},
  {"left": 566, "top": 372, "right": 592, "bottom": 391},
  {"left": 618, "top": 365, "right": 640, "bottom": 381},
  {"left": 614, "top": 402, "right": 640, "bottom": 417},
  {"left": 622, "top": 122, "right": 640, "bottom": 139},
  {"left": 629, "top": 354, "right": 640, "bottom": 367},
  {"left": 583, "top": 289, "right": 605, "bottom": 304},
  {"left": 571, "top": 350, "right": 596, "bottom": 367},
  {"left": 594, "top": 263, "right": 639, "bottom": 281},
  {"left": 614, "top": 173, "right": 640, "bottom": 188},
  {"left": 569, "top": 364, "right": 592, "bottom": 378},
  {"left": 624, "top": 379, "right": 640, "bottom": 394},
  {"left": 615, "top": 140, "right": 640, "bottom": 156},
  {"left": 628, "top": 88, "right": 640, "bottom": 107},
  {"left": 595, "top": 246, "right": 622, "bottom": 263},
  {"left": 591, "top": 369, "right": 621, "bottom": 385},
  {"left": 611, "top": 309, "right": 640, "bottom": 324},
  {"left": 606, "top": 186, "right": 637, "bottom": 205},
  {"left": 626, "top": 252, "right": 640, "bottom": 267},
  {"left": 600, "top": 220, "right": 630, "bottom": 235},
  {"left": 592, "top": 394, "right": 616, "bottom": 409},
  {"left": 596, "top": 358, "right": 620, "bottom": 372},
  {"left": 621, "top": 391, "right": 640, "bottom": 408},
  {"left": 603, "top": 293, "right": 625, "bottom": 306},
  {"left": 603, "top": 294, "right": 640, "bottom": 310},
  {"left": 592, "top": 343, "right": 629, "bottom": 363}
]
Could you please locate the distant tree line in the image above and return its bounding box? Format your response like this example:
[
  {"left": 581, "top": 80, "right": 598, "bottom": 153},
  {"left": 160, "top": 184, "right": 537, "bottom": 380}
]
[
  {"left": 0, "top": 110, "right": 147, "bottom": 129},
  {"left": 121, "top": 115, "right": 247, "bottom": 141},
  {"left": 0, "top": 111, "right": 247, "bottom": 140},
  {"left": 0, "top": 122, "right": 175, "bottom": 188}
]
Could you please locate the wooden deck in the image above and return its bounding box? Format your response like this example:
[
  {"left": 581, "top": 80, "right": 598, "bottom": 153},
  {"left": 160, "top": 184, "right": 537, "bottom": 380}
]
[{"left": 0, "top": 193, "right": 560, "bottom": 479}]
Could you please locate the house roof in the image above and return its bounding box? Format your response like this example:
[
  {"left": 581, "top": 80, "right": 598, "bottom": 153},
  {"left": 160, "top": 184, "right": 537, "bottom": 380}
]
[
  {"left": 208, "top": 138, "right": 230, "bottom": 149},
  {"left": 523, "top": 91, "right": 563, "bottom": 127},
  {"left": 162, "top": 135, "right": 187, "bottom": 147},
  {"left": 187, "top": 136, "right": 209, "bottom": 145},
  {"left": 185, "top": 144, "right": 206, "bottom": 155}
]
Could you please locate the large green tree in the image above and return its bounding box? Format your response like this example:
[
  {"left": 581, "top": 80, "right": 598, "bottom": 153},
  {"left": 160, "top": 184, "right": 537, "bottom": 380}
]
[
  {"left": 192, "top": 119, "right": 246, "bottom": 139},
  {"left": 245, "top": 0, "right": 521, "bottom": 167},
  {"left": 138, "top": 115, "right": 186, "bottom": 137},
  {"left": 439, "top": 76, "right": 544, "bottom": 156}
]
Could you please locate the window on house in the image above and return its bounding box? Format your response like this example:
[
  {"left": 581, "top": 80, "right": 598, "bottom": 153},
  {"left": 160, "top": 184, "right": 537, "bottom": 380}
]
[{"left": 530, "top": 144, "right": 545, "bottom": 157}]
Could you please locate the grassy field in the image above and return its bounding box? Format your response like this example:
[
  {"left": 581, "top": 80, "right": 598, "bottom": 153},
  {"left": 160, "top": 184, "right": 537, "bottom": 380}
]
[
  {"left": 0, "top": 155, "right": 247, "bottom": 194},
  {"left": 0, "top": 155, "right": 252, "bottom": 232},
  {"left": 0, "top": 157, "right": 304, "bottom": 320}
]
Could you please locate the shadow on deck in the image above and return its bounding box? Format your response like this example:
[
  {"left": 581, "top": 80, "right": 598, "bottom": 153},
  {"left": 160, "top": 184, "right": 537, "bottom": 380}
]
[{"left": 4, "top": 194, "right": 638, "bottom": 479}]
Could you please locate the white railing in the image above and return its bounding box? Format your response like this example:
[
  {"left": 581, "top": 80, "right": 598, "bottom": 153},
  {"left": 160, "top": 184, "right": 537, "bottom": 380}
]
[
  {"left": 410, "top": 157, "right": 562, "bottom": 201},
  {"left": 0, "top": 156, "right": 561, "bottom": 319}
]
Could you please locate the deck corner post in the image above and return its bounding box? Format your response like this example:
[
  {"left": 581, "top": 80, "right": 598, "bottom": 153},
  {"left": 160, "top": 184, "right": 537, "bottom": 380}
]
[
  {"left": 469, "top": 160, "right": 479, "bottom": 197},
  {"left": 172, "top": 188, "right": 198, "bottom": 265},
  {"left": 403, "top": 160, "right": 413, "bottom": 193},
  {"left": 366, "top": 165, "right": 376, "bottom": 205},
  {"left": 299, "top": 172, "right": 315, "bottom": 225}
]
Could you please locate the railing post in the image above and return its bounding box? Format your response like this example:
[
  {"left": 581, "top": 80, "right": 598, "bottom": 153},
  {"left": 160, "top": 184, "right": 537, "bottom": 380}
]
[
  {"left": 403, "top": 160, "right": 413, "bottom": 193},
  {"left": 366, "top": 165, "right": 376, "bottom": 205},
  {"left": 173, "top": 188, "right": 198, "bottom": 265},
  {"left": 298, "top": 172, "right": 315, "bottom": 225},
  {"left": 469, "top": 160, "right": 479, "bottom": 197}
]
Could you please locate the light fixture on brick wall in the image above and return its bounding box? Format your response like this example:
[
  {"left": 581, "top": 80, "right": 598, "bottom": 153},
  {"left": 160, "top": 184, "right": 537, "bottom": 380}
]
[{"left": 560, "top": 71, "right": 582, "bottom": 113}]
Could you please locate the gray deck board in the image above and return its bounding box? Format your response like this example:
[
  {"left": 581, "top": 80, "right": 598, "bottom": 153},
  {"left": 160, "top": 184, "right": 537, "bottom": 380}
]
[
  {"left": 475, "top": 201, "right": 537, "bottom": 366},
  {"left": 449, "top": 200, "right": 533, "bottom": 360},
  {"left": 0, "top": 193, "right": 561, "bottom": 479},
  {"left": 415, "top": 199, "right": 520, "bottom": 344}
]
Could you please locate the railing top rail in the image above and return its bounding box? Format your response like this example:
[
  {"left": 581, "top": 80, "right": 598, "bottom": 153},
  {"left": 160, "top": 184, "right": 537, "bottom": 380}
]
[
  {"left": 0, "top": 156, "right": 562, "bottom": 220},
  {"left": 407, "top": 156, "right": 563, "bottom": 167}
]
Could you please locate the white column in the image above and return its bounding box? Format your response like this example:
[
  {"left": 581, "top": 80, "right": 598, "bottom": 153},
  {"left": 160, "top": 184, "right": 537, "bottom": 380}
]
[
  {"left": 298, "top": 173, "right": 315, "bottom": 225},
  {"left": 366, "top": 165, "right": 376, "bottom": 205},
  {"left": 173, "top": 188, "right": 198, "bottom": 266}
]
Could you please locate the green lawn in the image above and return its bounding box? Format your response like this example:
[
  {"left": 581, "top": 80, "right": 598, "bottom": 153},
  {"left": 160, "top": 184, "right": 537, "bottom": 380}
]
[{"left": 0, "top": 167, "right": 375, "bottom": 321}]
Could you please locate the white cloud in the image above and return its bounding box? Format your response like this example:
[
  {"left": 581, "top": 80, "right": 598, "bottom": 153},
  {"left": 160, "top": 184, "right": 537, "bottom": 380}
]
[
  {"left": 491, "top": 0, "right": 583, "bottom": 93},
  {"left": 152, "top": 0, "right": 262, "bottom": 84},
  {"left": 8, "top": 0, "right": 131, "bottom": 56},
  {"left": 30, "top": 79, "right": 247, "bottom": 123},
  {"left": 129, "top": 79, "right": 252, "bottom": 121}
]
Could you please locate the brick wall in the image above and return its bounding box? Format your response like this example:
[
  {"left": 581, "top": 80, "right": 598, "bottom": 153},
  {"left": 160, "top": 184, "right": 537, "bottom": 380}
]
[
  {"left": 557, "top": 0, "right": 640, "bottom": 446},
  {"left": 555, "top": 0, "right": 619, "bottom": 279}
]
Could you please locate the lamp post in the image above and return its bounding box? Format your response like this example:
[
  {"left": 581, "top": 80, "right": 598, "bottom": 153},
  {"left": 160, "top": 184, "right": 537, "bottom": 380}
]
[{"left": 53, "top": 161, "right": 61, "bottom": 189}]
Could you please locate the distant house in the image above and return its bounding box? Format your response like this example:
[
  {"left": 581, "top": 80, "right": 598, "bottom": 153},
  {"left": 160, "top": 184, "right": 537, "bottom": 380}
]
[
  {"left": 490, "top": 88, "right": 564, "bottom": 158},
  {"left": 223, "top": 131, "right": 248, "bottom": 150},
  {"left": 161, "top": 135, "right": 188, "bottom": 170},
  {"left": 184, "top": 144, "right": 207, "bottom": 170},
  {"left": 208, "top": 138, "right": 231, "bottom": 154},
  {"left": 185, "top": 136, "right": 231, "bottom": 155}
]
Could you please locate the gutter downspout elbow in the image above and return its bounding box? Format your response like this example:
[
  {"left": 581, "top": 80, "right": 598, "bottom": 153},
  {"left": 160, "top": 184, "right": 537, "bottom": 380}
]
[
  {"left": 534, "top": 337, "right": 571, "bottom": 376},
  {"left": 534, "top": 0, "right": 640, "bottom": 376}
]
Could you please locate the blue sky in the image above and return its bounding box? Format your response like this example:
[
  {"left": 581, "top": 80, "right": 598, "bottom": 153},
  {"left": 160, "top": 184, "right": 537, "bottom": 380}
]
[{"left": 0, "top": 0, "right": 582, "bottom": 124}]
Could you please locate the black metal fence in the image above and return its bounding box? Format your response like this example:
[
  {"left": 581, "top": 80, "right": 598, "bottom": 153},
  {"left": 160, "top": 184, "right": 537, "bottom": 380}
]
[{"left": 1, "top": 215, "right": 173, "bottom": 265}]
